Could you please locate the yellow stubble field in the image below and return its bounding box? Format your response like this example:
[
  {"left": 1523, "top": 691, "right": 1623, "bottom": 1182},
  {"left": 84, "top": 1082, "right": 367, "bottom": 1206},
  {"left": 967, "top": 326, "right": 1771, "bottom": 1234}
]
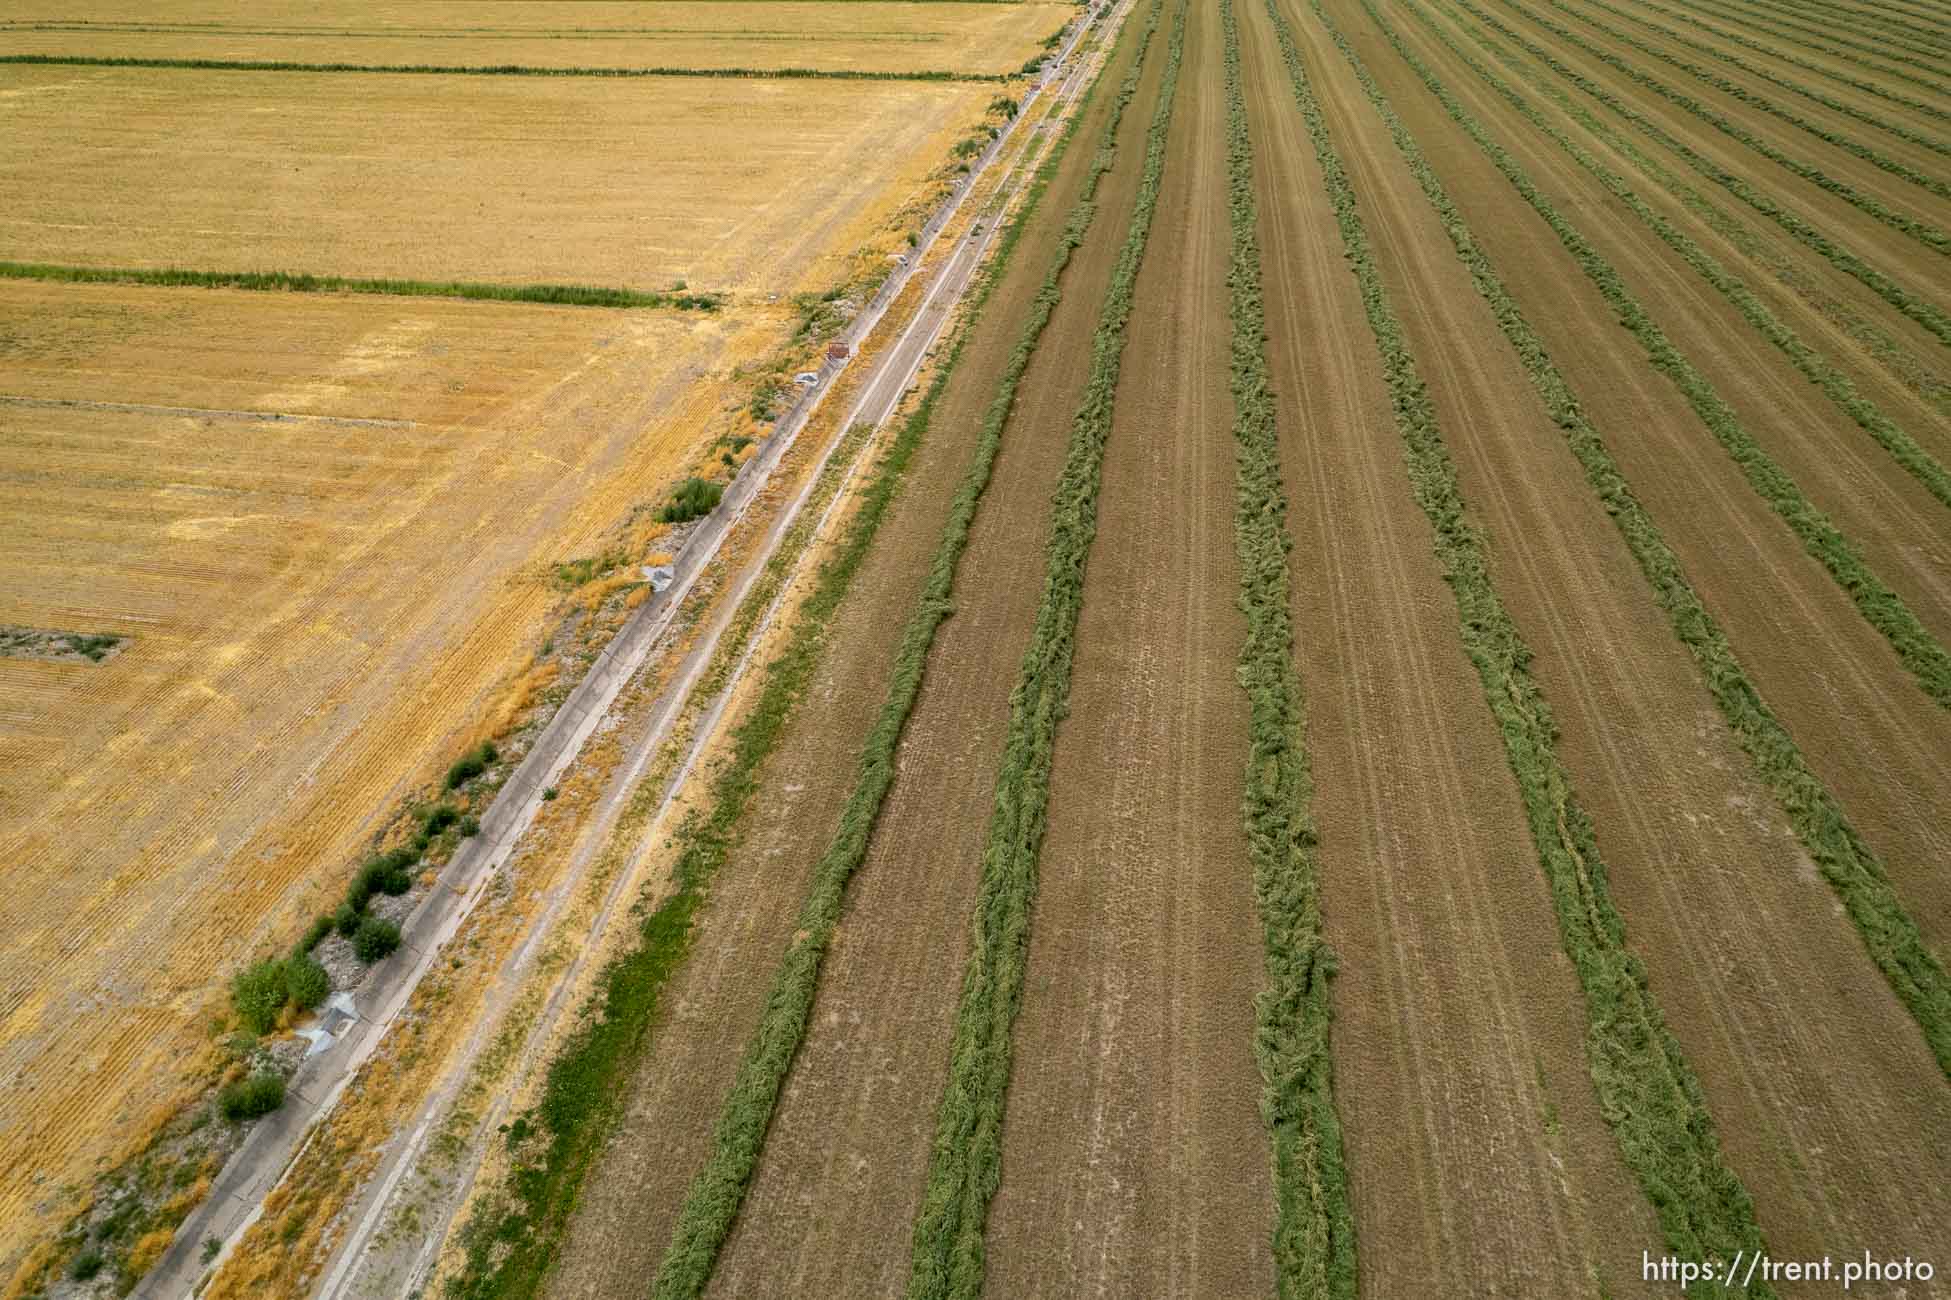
[
  {"left": 0, "top": 1, "right": 1073, "bottom": 76},
  {"left": 0, "top": 65, "right": 994, "bottom": 292}
]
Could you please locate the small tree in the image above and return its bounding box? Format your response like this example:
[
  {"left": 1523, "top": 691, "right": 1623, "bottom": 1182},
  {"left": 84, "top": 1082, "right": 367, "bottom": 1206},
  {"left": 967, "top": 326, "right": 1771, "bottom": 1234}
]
[
  {"left": 230, "top": 960, "right": 287, "bottom": 1034},
  {"left": 354, "top": 917, "right": 402, "bottom": 963},
  {"left": 284, "top": 956, "right": 330, "bottom": 1012}
]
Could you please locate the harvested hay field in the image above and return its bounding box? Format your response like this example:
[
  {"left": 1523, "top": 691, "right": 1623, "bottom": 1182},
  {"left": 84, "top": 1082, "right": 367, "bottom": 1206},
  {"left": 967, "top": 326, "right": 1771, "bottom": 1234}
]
[
  {"left": 0, "top": 66, "right": 990, "bottom": 293},
  {"left": 0, "top": 1, "right": 1072, "bottom": 76},
  {"left": 0, "top": 277, "right": 784, "bottom": 1271}
]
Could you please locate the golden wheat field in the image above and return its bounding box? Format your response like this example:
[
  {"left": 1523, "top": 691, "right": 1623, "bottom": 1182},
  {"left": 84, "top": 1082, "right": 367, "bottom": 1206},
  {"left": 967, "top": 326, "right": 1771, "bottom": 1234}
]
[
  {"left": 0, "top": 66, "right": 991, "bottom": 292},
  {"left": 0, "top": 1, "right": 1073, "bottom": 75}
]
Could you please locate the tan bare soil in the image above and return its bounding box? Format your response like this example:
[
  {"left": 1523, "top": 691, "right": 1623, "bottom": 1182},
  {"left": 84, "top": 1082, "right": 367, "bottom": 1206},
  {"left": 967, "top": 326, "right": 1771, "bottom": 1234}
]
[
  {"left": 0, "top": 67, "right": 987, "bottom": 293},
  {"left": 0, "top": 1, "right": 1071, "bottom": 75},
  {"left": 1313, "top": 0, "right": 1951, "bottom": 1278},
  {"left": 543, "top": 16, "right": 1155, "bottom": 1296},
  {"left": 980, "top": 4, "right": 1273, "bottom": 1295}
]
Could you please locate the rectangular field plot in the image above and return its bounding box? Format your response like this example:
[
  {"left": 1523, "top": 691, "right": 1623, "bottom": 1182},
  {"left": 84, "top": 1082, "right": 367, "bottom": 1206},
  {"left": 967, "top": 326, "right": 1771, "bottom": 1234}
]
[
  {"left": 0, "top": 66, "right": 989, "bottom": 293},
  {"left": 0, "top": 1, "right": 1072, "bottom": 75},
  {"left": 0, "top": 280, "right": 778, "bottom": 1226}
]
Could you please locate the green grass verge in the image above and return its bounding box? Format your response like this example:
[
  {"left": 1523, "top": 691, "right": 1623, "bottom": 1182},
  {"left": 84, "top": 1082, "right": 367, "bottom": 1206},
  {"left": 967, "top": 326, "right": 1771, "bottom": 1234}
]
[
  {"left": 1218, "top": 1, "right": 1356, "bottom": 1293},
  {"left": 1395, "top": 0, "right": 1951, "bottom": 710},
  {"left": 1445, "top": 0, "right": 1951, "bottom": 357},
  {"left": 1374, "top": 0, "right": 1951, "bottom": 1087},
  {"left": 0, "top": 52, "right": 1000, "bottom": 80},
  {"left": 641, "top": 4, "right": 1163, "bottom": 1296},
  {"left": 0, "top": 260, "right": 717, "bottom": 310},
  {"left": 1482, "top": 0, "right": 1951, "bottom": 254},
  {"left": 1396, "top": 4, "right": 1951, "bottom": 515},
  {"left": 905, "top": 2, "right": 1186, "bottom": 1296},
  {"left": 1569, "top": 0, "right": 1951, "bottom": 149},
  {"left": 1267, "top": 0, "right": 1777, "bottom": 1290},
  {"left": 1625, "top": 0, "right": 1951, "bottom": 124},
  {"left": 1689, "top": 0, "right": 1951, "bottom": 89},
  {"left": 1426, "top": 0, "right": 1950, "bottom": 417}
]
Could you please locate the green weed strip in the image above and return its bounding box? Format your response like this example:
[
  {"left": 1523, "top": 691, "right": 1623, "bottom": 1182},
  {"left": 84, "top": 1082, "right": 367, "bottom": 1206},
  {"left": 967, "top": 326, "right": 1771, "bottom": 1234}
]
[
  {"left": 1399, "top": 7, "right": 1951, "bottom": 514},
  {"left": 1404, "top": 0, "right": 1951, "bottom": 709},
  {"left": 1266, "top": 0, "right": 1779, "bottom": 1290},
  {"left": 1218, "top": 1, "right": 1357, "bottom": 1294},
  {"left": 436, "top": 14, "right": 1137, "bottom": 1300},
  {"left": 0, "top": 260, "right": 718, "bottom": 310},
  {"left": 906, "top": 4, "right": 1185, "bottom": 1299},
  {"left": 1425, "top": 0, "right": 1951, "bottom": 418},
  {"left": 0, "top": 52, "right": 1003, "bottom": 81},
  {"left": 1383, "top": 0, "right": 1951, "bottom": 1077},
  {"left": 1480, "top": 0, "right": 1951, "bottom": 255},
  {"left": 648, "top": 5, "right": 1163, "bottom": 1299},
  {"left": 1444, "top": 0, "right": 1951, "bottom": 360}
]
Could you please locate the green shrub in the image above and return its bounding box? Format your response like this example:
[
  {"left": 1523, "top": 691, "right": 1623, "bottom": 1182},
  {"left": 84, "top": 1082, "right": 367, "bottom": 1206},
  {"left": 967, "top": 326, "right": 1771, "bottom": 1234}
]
[
  {"left": 70, "top": 1247, "right": 104, "bottom": 1280},
  {"left": 459, "top": 814, "right": 481, "bottom": 837},
  {"left": 444, "top": 740, "right": 499, "bottom": 790},
  {"left": 218, "top": 1073, "right": 285, "bottom": 1121},
  {"left": 230, "top": 960, "right": 288, "bottom": 1035},
  {"left": 334, "top": 901, "right": 362, "bottom": 938},
  {"left": 284, "top": 956, "right": 330, "bottom": 1012},
  {"left": 354, "top": 917, "right": 402, "bottom": 963},
  {"left": 421, "top": 803, "right": 462, "bottom": 835},
  {"left": 658, "top": 477, "right": 725, "bottom": 524},
  {"left": 296, "top": 913, "right": 334, "bottom": 955}
]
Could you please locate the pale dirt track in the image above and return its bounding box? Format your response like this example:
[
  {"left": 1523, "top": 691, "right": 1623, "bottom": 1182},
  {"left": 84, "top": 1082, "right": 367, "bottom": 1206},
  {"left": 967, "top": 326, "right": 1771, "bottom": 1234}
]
[
  {"left": 1310, "top": 0, "right": 1951, "bottom": 1279},
  {"left": 978, "top": 2, "right": 1273, "bottom": 1294},
  {"left": 543, "top": 14, "right": 1153, "bottom": 1295},
  {"left": 1244, "top": 0, "right": 1666, "bottom": 1291},
  {"left": 697, "top": 22, "right": 1170, "bottom": 1300}
]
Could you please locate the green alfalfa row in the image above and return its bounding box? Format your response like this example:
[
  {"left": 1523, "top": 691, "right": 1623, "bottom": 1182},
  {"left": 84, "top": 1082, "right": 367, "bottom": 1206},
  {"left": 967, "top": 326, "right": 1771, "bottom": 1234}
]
[
  {"left": 1446, "top": 0, "right": 1951, "bottom": 354},
  {"left": 1566, "top": 0, "right": 1951, "bottom": 151},
  {"left": 1377, "top": 0, "right": 1951, "bottom": 1079},
  {"left": 1763, "top": 0, "right": 1951, "bottom": 54},
  {"left": 906, "top": 3, "right": 1187, "bottom": 1297},
  {"left": 1400, "top": 4, "right": 1951, "bottom": 515},
  {"left": 1264, "top": 0, "right": 1776, "bottom": 1290},
  {"left": 1218, "top": 1, "right": 1357, "bottom": 1293},
  {"left": 1425, "top": 0, "right": 1951, "bottom": 418},
  {"left": 642, "top": 4, "right": 1167, "bottom": 1295},
  {"left": 0, "top": 260, "right": 716, "bottom": 310},
  {"left": 433, "top": 42, "right": 1113, "bottom": 1298},
  {"left": 1485, "top": 0, "right": 1951, "bottom": 256},
  {"left": 1404, "top": 0, "right": 1951, "bottom": 709},
  {"left": 1692, "top": 0, "right": 1951, "bottom": 89},
  {"left": 1622, "top": 0, "right": 1951, "bottom": 125}
]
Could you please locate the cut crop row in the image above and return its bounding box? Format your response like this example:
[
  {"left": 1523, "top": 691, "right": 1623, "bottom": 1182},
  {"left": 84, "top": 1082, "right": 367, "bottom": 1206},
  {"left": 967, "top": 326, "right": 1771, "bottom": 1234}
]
[
  {"left": 1447, "top": 0, "right": 1951, "bottom": 361},
  {"left": 1374, "top": 0, "right": 1951, "bottom": 1083},
  {"left": 1425, "top": 0, "right": 1950, "bottom": 418},
  {"left": 1398, "top": 7, "right": 1951, "bottom": 516},
  {"left": 905, "top": 2, "right": 1187, "bottom": 1296},
  {"left": 639, "top": 4, "right": 1166, "bottom": 1295},
  {"left": 432, "top": 43, "right": 1107, "bottom": 1294},
  {"left": 1687, "top": 0, "right": 1951, "bottom": 86},
  {"left": 1485, "top": 0, "right": 1951, "bottom": 254},
  {"left": 0, "top": 52, "right": 1002, "bottom": 81},
  {"left": 1413, "top": 0, "right": 1951, "bottom": 710},
  {"left": 1264, "top": 0, "right": 1776, "bottom": 1286},
  {"left": 1764, "top": 0, "right": 1951, "bottom": 53},
  {"left": 1218, "top": 0, "right": 1356, "bottom": 1294}
]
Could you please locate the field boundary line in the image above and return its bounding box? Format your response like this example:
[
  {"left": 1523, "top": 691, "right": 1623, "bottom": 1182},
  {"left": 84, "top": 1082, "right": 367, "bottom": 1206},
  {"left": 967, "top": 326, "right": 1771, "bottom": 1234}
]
[
  {"left": 1388, "top": 0, "right": 1951, "bottom": 708},
  {"left": 1444, "top": 0, "right": 1951, "bottom": 357},
  {"left": 1373, "top": 0, "right": 1951, "bottom": 1086},
  {"left": 1479, "top": 0, "right": 1951, "bottom": 256},
  {"left": 0, "top": 261, "right": 717, "bottom": 310},
  {"left": 1423, "top": 0, "right": 1951, "bottom": 416},
  {"left": 643, "top": 7, "right": 1159, "bottom": 1296},
  {"left": 906, "top": 2, "right": 1187, "bottom": 1296},
  {"left": 0, "top": 52, "right": 1004, "bottom": 81},
  {"left": 1393, "top": 8, "right": 1951, "bottom": 513},
  {"left": 1266, "top": 0, "right": 1779, "bottom": 1286},
  {"left": 1219, "top": 1, "right": 1357, "bottom": 1293}
]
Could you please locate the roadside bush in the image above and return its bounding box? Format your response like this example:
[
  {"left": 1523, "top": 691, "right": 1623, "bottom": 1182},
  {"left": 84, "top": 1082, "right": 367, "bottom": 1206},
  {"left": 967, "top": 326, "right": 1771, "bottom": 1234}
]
[
  {"left": 69, "top": 1248, "right": 103, "bottom": 1281},
  {"left": 334, "top": 901, "right": 362, "bottom": 938},
  {"left": 444, "top": 740, "right": 499, "bottom": 790},
  {"left": 354, "top": 917, "right": 402, "bottom": 963},
  {"left": 284, "top": 956, "right": 330, "bottom": 1012},
  {"left": 658, "top": 477, "right": 724, "bottom": 524},
  {"left": 296, "top": 913, "right": 334, "bottom": 955},
  {"left": 230, "top": 960, "right": 288, "bottom": 1035},
  {"left": 218, "top": 1072, "right": 285, "bottom": 1121},
  {"left": 459, "top": 814, "right": 481, "bottom": 837},
  {"left": 421, "top": 803, "right": 462, "bottom": 836}
]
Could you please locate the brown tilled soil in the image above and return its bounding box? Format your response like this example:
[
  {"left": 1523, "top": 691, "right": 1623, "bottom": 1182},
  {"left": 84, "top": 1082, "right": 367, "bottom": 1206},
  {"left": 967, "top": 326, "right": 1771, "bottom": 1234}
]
[
  {"left": 698, "top": 21, "right": 1171, "bottom": 1300},
  {"left": 1311, "top": 0, "right": 1951, "bottom": 1281},
  {"left": 544, "top": 14, "right": 1154, "bottom": 1296},
  {"left": 980, "top": 2, "right": 1274, "bottom": 1294},
  {"left": 1245, "top": 1, "right": 1667, "bottom": 1293}
]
